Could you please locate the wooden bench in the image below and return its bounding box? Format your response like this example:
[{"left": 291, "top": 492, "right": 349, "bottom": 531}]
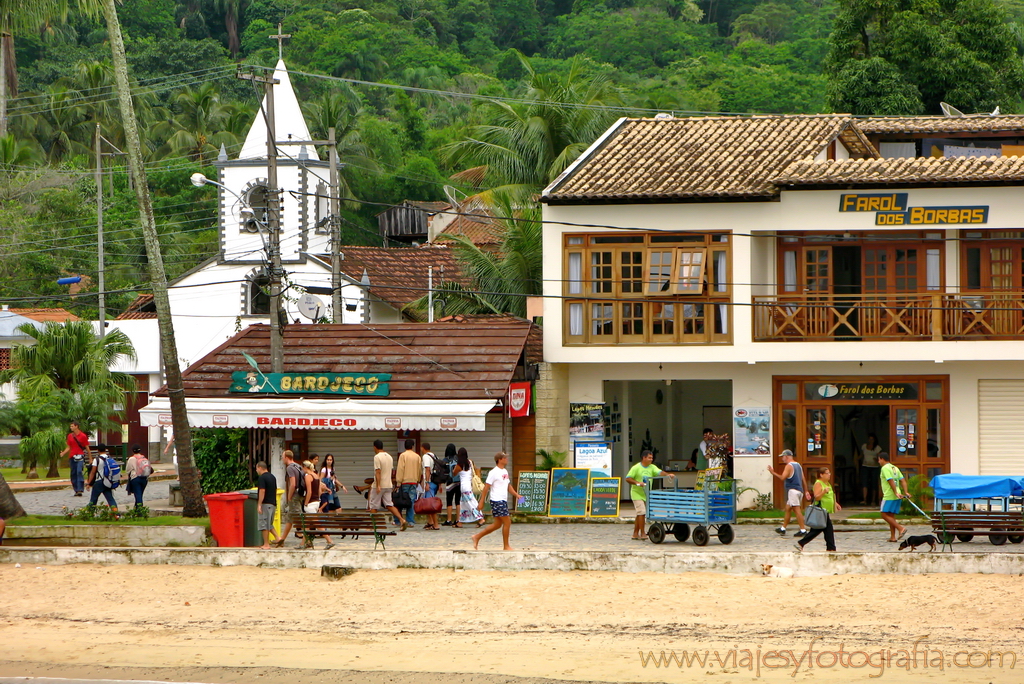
[
  {"left": 293, "top": 511, "right": 395, "bottom": 550},
  {"left": 931, "top": 510, "right": 1024, "bottom": 549}
]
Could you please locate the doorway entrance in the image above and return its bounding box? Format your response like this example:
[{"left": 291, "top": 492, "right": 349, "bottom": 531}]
[{"left": 773, "top": 376, "right": 949, "bottom": 506}]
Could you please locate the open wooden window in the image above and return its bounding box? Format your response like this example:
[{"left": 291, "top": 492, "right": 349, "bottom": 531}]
[
  {"left": 675, "top": 248, "right": 707, "bottom": 294},
  {"left": 645, "top": 249, "right": 674, "bottom": 294}
]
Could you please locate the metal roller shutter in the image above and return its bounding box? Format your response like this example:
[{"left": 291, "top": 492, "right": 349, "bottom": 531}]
[
  {"left": 308, "top": 430, "right": 393, "bottom": 509},
  {"left": 978, "top": 379, "right": 1024, "bottom": 475},
  {"left": 421, "top": 413, "right": 507, "bottom": 470}
]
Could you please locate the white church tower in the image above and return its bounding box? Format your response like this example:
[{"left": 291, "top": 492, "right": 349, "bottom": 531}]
[{"left": 215, "top": 59, "right": 334, "bottom": 312}]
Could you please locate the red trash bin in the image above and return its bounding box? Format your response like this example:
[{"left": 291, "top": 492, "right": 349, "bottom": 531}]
[{"left": 204, "top": 492, "right": 248, "bottom": 547}]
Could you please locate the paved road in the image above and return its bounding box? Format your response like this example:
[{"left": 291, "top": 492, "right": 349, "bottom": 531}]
[
  {"left": 13, "top": 482, "right": 171, "bottom": 516},
  {"left": 11, "top": 483, "right": 1022, "bottom": 555}
]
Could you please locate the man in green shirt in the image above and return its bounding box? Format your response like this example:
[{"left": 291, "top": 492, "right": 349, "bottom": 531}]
[
  {"left": 878, "top": 452, "right": 909, "bottom": 542},
  {"left": 626, "top": 450, "right": 674, "bottom": 540}
]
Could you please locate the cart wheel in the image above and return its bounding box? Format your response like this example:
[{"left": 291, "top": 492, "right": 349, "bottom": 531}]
[
  {"left": 672, "top": 523, "right": 690, "bottom": 543},
  {"left": 717, "top": 524, "right": 734, "bottom": 545},
  {"left": 990, "top": 527, "right": 1007, "bottom": 546},
  {"left": 648, "top": 523, "right": 666, "bottom": 544},
  {"left": 956, "top": 529, "right": 974, "bottom": 543},
  {"left": 692, "top": 525, "right": 710, "bottom": 546},
  {"left": 1008, "top": 534, "right": 1024, "bottom": 544}
]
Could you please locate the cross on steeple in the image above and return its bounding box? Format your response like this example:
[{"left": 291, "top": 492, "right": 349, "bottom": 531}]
[{"left": 270, "top": 23, "right": 291, "bottom": 60}]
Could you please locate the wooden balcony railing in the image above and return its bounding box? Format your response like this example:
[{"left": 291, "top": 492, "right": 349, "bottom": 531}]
[{"left": 753, "top": 294, "right": 1024, "bottom": 341}]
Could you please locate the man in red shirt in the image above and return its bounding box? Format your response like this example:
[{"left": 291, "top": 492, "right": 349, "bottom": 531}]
[{"left": 59, "top": 421, "right": 91, "bottom": 496}]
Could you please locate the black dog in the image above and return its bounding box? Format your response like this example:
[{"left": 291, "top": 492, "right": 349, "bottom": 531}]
[{"left": 898, "top": 534, "right": 937, "bottom": 552}]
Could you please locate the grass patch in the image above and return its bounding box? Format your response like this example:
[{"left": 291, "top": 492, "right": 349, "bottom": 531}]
[
  {"left": 1, "top": 467, "right": 66, "bottom": 482},
  {"left": 8, "top": 514, "right": 210, "bottom": 529},
  {"left": 737, "top": 509, "right": 783, "bottom": 518}
]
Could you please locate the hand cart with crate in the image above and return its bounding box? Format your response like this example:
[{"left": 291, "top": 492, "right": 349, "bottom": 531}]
[{"left": 645, "top": 477, "right": 737, "bottom": 546}]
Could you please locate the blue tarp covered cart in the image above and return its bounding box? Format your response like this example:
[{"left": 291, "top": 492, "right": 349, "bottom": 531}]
[
  {"left": 928, "top": 474, "right": 1024, "bottom": 546},
  {"left": 645, "top": 477, "right": 736, "bottom": 546}
]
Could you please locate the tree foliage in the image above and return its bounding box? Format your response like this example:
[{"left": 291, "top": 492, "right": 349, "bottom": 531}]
[{"left": 826, "top": 0, "right": 1024, "bottom": 114}]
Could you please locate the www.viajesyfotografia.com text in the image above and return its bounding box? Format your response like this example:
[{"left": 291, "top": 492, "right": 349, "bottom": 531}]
[{"left": 639, "top": 637, "right": 1016, "bottom": 678}]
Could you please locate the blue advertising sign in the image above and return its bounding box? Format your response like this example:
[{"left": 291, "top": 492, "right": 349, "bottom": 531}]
[{"left": 548, "top": 468, "right": 590, "bottom": 517}]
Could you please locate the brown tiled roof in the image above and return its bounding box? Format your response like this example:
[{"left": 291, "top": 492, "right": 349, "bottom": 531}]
[
  {"left": 542, "top": 115, "right": 877, "bottom": 202},
  {"left": 333, "top": 245, "right": 469, "bottom": 314},
  {"left": 859, "top": 116, "right": 1024, "bottom": 135},
  {"left": 435, "top": 212, "right": 503, "bottom": 247},
  {"left": 116, "top": 294, "right": 158, "bottom": 320},
  {"left": 437, "top": 313, "right": 542, "bottom": 364},
  {"left": 776, "top": 155, "right": 1024, "bottom": 187},
  {"left": 158, "top": 320, "right": 533, "bottom": 401},
  {"left": 10, "top": 308, "right": 80, "bottom": 322}
]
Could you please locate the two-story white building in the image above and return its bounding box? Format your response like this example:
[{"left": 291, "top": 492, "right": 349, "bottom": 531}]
[{"left": 541, "top": 113, "right": 1024, "bottom": 506}]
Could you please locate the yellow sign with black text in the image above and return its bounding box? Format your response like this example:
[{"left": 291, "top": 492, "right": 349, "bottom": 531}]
[{"left": 838, "top": 193, "right": 988, "bottom": 226}]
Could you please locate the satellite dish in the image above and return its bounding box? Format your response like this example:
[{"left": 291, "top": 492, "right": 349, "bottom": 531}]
[
  {"left": 940, "top": 102, "right": 964, "bottom": 117},
  {"left": 297, "top": 293, "right": 325, "bottom": 321}
]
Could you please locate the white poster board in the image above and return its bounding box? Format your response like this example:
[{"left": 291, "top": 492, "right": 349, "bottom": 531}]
[{"left": 574, "top": 441, "right": 612, "bottom": 476}]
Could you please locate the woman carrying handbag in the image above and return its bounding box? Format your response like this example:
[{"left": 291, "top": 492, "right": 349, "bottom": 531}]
[
  {"left": 795, "top": 466, "right": 839, "bottom": 553},
  {"left": 454, "top": 448, "right": 485, "bottom": 528}
]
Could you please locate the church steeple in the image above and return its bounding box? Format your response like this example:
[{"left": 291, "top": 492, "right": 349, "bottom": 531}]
[{"left": 237, "top": 59, "right": 320, "bottom": 162}]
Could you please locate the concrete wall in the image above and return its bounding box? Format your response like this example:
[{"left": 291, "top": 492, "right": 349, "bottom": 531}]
[
  {"left": 4, "top": 525, "right": 207, "bottom": 547},
  {"left": 534, "top": 362, "right": 570, "bottom": 461}
]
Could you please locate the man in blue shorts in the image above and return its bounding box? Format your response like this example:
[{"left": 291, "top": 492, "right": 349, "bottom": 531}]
[{"left": 878, "top": 452, "right": 909, "bottom": 542}]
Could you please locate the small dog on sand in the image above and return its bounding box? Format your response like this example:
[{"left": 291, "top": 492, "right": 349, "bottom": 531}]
[
  {"left": 898, "top": 534, "right": 938, "bottom": 552},
  {"left": 760, "top": 564, "right": 794, "bottom": 578}
]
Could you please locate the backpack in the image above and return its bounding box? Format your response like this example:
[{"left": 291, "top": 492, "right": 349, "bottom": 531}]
[
  {"left": 135, "top": 456, "right": 153, "bottom": 478},
  {"left": 429, "top": 453, "right": 449, "bottom": 485},
  {"left": 291, "top": 464, "right": 307, "bottom": 500},
  {"left": 98, "top": 455, "right": 121, "bottom": 489}
]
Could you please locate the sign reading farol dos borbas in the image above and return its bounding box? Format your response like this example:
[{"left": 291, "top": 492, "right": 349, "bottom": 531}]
[
  {"left": 839, "top": 193, "right": 988, "bottom": 226},
  {"left": 230, "top": 371, "right": 391, "bottom": 396}
]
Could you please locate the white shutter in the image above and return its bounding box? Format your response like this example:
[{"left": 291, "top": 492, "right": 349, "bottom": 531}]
[
  {"left": 978, "top": 380, "right": 1024, "bottom": 475},
  {"left": 307, "top": 430, "right": 393, "bottom": 509},
  {"left": 421, "top": 413, "right": 507, "bottom": 469}
]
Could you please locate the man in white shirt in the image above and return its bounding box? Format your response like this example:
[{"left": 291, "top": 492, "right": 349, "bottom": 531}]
[{"left": 472, "top": 452, "right": 521, "bottom": 551}]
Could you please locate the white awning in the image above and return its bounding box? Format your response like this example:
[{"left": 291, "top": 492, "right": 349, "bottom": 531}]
[{"left": 139, "top": 397, "right": 496, "bottom": 431}]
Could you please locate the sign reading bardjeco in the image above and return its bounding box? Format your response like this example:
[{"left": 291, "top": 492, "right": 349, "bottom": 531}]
[
  {"left": 838, "top": 193, "right": 988, "bottom": 226},
  {"left": 229, "top": 371, "right": 391, "bottom": 396}
]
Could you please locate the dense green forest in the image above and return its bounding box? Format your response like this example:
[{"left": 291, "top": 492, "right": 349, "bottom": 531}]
[{"left": 3, "top": 0, "right": 1024, "bottom": 317}]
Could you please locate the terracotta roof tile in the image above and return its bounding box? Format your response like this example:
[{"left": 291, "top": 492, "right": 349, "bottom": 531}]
[
  {"left": 158, "top": 320, "right": 534, "bottom": 401},
  {"left": 435, "top": 211, "right": 503, "bottom": 246},
  {"left": 542, "top": 115, "right": 876, "bottom": 202},
  {"left": 9, "top": 308, "right": 80, "bottom": 322},
  {"left": 332, "top": 245, "right": 469, "bottom": 314},
  {"left": 116, "top": 294, "right": 157, "bottom": 320},
  {"left": 859, "top": 115, "right": 1024, "bottom": 135},
  {"left": 776, "top": 155, "right": 1024, "bottom": 187}
]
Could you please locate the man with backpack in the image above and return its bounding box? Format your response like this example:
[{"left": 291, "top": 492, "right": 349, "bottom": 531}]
[
  {"left": 273, "top": 450, "right": 304, "bottom": 548},
  {"left": 421, "top": 442, "right": 443, "bottom": 530},
  {"left": 86, "top": 443, "right": 120, "bottom": 515}
]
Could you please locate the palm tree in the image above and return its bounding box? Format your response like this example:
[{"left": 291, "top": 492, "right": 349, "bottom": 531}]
[
  {"left": 0, "top": 397, "right": 60, "bottom": 478},
  {"left": 36, "top": 85, "right": 91, "bottom": 162},
  {"left": 0, "top": 470, "right": 25, "bottom": 519},
  {"left": 305, "top": 90, "right": 379, "bottom": 206},
  {"left": 210, "top": 0, "right": 242, "bottom": 57},
  {"left": 0, "top": 132, "right": 40, "bottom": 174},
  {"left": 443, "top": 52, "right": 623, "bottom": 201},
  {"left": 0, "top": 0, "right": 69, "bottom": 136},
  {"left": 0, "top": 321, "right": 137, "bottom": 399},
  {"left": 154, "top": 82, "right": 239, "bottom": 164},
  {"left": 406, "top": 192, "right": 542, "bottom": 318}
]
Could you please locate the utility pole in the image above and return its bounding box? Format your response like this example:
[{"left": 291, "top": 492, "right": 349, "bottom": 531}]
[
  {"left": 238, "top": 65, "right": 285, "bottom": 477},
  {"left": 238, "top": 68, "right": 283, "bottom": 374},
  {"left": 94, "top": 124, "right": 105, "bottom": 341},
  {"left": 329, "top": 127, "right": 342, "bottom": 322}
]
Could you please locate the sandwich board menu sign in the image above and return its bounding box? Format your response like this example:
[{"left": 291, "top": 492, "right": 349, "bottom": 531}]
[
  {"left": 516, "top": 471, "right": 550, "bottom": 513},
  {"left": 589, "top": 477, "right": 621, "bottom": 517},
  {"left": 548, "top": 468, "right": 590, "bottom": 517}
]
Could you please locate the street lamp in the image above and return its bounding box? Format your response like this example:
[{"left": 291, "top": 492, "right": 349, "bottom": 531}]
[{"left": 191, "top": 172, "right": 284, "bottom": 375}]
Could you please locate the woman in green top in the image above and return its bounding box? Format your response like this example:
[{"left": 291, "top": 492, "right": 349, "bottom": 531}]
[{"left": 795, "top": 467, "right": 840, "bottom": 553}]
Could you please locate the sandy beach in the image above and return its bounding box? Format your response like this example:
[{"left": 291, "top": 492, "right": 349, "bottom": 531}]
[{"left": 0, "top": 564, "right": 1020, "bottom": 683}]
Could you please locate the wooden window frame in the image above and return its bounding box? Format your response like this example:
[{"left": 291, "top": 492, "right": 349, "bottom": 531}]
[{"left": 960, "top": 232, "right": 1024, "bottom": 292}]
